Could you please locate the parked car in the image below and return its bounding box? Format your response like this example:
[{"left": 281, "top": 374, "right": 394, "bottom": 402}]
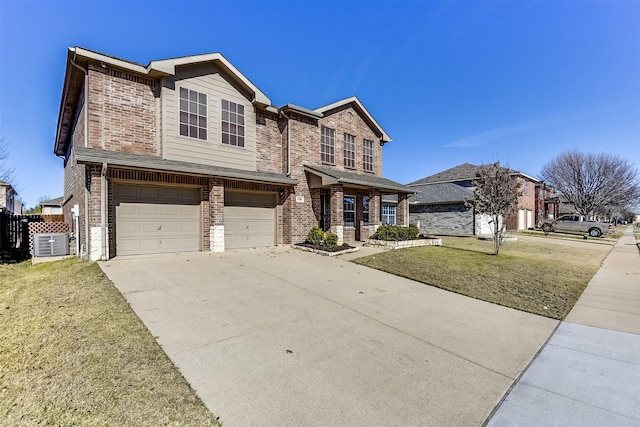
[{"left": 541, "top": 215, "right": 613, "bottom": 237}]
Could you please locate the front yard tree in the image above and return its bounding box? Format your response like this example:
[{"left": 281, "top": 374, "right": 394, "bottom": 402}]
[
  {"left": 467, "top": 162, "right": 522, "bottom": 255},
  {"left": 540, "top": 150, "right": 640, "bottom": 217}
]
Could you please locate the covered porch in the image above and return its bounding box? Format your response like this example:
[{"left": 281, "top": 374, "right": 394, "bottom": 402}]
[{"left": 304, "top": 165, "right": 413, "bottom": 244}]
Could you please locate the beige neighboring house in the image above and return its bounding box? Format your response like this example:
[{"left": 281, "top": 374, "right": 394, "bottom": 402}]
[
  {"left": 54, "top": 47, "right": 412, "bottom": 261},
  {"left": 40, "top": 196, "right": 64, "bottom": 214},
  {"left": 0, "top": 181, "right": 18, "bottom": 214}
]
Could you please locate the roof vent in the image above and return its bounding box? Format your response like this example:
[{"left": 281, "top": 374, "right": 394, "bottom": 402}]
[{"left": 34, "top": 233, "right": 70, "bottom": 257}]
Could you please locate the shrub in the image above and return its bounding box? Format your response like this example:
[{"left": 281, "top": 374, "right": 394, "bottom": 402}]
[
  {"left": 324, "top": 232, "right": 338, "bottom": 246},
  {"left": 371, "top": 224, "right": 419, "bottom": 241},
  {"left": 305, "top": 226, "right": 325, "bottom": 245}
]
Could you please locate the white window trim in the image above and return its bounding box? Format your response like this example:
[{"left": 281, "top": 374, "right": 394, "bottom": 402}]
[
  {"left": 344, "top": 133, "right": 356, "bottom": 169},
  {"left": 178, "top": 86, "right": 208, "bottom": 141},
  {"left": 363, "top": 139, "right": 374, "bottom": 172},
  {"left": 382, "top": 204, "right": 396, "bottom": 225},
  {"left": 321, "top": 126, "right": 336, "bottom": 165},
  {"left": 344, "top": 195, "right": 356, "bottom": 228},
  {"left": 220, "top": 98, "right": 246, "bottom": 148}
]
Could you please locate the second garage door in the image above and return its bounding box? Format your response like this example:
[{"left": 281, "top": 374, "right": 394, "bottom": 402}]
[
  {"left": 224, "top": 191, "right": 276, "bottom": 249},
  {"left": 115, "top": 183, "right": 201, "bottom": 256}
]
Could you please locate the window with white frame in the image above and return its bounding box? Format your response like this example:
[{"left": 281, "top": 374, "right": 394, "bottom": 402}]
[
  {"left": 221, "top": 99, "right": 245, "bottom": 147},
  {"left": 363, "top": 196, "right": 370, "bottom": 224},
  {"left": 363, "top": 139, "right": 374, "bottom": 172},
  {"left": 523, "top": 180, "right": 530, "bottom": 196},
  {"left": 179, "top": 87, "right": 207, "bottom": 140},
  {"left": 381, "top": 204, "right": 396, "bottom": 225},
  {"left": 344, "top": 133, "right": 356, "bottom": 169},
  {"left": 344, "top": 196, "right": 355, "bottom": 227},
  {"left": 321, "top": 126, "right": 335, "bottom": 164}
]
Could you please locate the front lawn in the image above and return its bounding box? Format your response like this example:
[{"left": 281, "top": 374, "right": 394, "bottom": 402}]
[
  {"left": 0, "top": 258, "right": 220, "bottom": 426},
  {"left": 354, "top": 235, "right": 614, "bottom": 319}
]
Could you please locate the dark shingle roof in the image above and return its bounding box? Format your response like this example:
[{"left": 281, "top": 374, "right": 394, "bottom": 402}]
[
  {"left": 74, "top": 147, "right": 298, "bottom": 186},
  {"left": 408, "top": 163, "right": 482, "bottom": 186},
  {"left": 304, "top": 164, "right": 413, "bottom": 193},
  {"left": 409, "top": 182, "right": 474, "bottom": 204},
  {"left": 40, "top": 196, "right": 64, "bottom": 206}
]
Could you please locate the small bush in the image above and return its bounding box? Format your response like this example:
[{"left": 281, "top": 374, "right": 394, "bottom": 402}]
[
  {"left": 324, "top": 232, "right": 338, "bottom": 246},
  {"left": 371, "top": 224, "right": 419, "bottom": 241},
  {"left": 305, "top": 226, "right": 325, "bottom": 245}
]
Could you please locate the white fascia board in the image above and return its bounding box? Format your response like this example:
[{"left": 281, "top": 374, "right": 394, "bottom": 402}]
[{"left": 71, "top": 47, "right": 149, "bottom": 75}]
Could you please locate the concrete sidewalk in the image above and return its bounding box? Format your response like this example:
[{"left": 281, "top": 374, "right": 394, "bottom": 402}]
[{"left": 488, "top": 227, "right": 640, "bottom": 426}]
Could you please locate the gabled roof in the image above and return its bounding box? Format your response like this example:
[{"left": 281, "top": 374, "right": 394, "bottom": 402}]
[
  {"left": 408, "top": 163, "right": 538, "bottom": 186},
  {"left": 74, "top": 147, "right": 298, "bottom": 186},
  {"left": 314, "top": 96, "right": 391, "bottom": 143},
  {"left": 55, "top": 47, "right": 270, "bottom": 156},
  {"left": 409, "top": 182, "right": 474, "bottom": 205},
  {"left": 304, "top": 164, "right": 412, "bottom": 193}
]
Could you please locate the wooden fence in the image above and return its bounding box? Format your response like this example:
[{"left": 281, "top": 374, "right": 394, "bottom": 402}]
[{"left": 0, "top": 213, "right": 43, "bottom": 263}]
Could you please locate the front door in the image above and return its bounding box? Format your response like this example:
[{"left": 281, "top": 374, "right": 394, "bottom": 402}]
[{"left": 319, "top": 194, "right": 329, "bottom": 231}]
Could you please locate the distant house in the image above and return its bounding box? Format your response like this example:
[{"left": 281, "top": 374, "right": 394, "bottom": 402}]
[
  {"left": 535, "top": 182, "right": 559, "bottom": 223},
  {"left": 39, "top": 196, "right": 64, "bottom": 215},
  {"left": 407, "top": 163, "right": 539, "bottom": 236},
  {"left": 0, "top": 181, "right": 18, "bottom": 214}
]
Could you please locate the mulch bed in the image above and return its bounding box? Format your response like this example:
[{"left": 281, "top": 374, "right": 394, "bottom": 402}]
[{"left": 295, "top": 243, "right": 356, "bottom": 253}]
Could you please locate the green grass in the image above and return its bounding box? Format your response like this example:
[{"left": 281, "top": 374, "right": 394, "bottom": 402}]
[
  {"left": 354, "top": 235, "right": 614, "bottom": 320},
  {"left": 0, "top": 258, "right": 220, "bottom": 426}
]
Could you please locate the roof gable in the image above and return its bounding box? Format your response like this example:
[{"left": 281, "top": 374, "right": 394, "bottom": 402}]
[
  {"left": 408, "top": 163, "right": 539, "bottom": 186},
  {"left": 314, "top": 96, "right": 391, "bottom": 143}
]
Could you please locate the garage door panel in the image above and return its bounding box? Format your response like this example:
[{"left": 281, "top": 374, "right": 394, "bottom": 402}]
[
  {"left": 116, "top": 184, "right": 201, "bottom": 256},
  {"left": 224, "top": 193, "right": 276, "bottom": 249}
]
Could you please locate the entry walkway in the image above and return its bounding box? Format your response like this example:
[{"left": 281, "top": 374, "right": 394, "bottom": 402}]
[{"left": 487, "top": 227, "right": 640, "bottom": 426}]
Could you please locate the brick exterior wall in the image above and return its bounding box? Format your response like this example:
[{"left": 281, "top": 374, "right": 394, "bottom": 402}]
[
  {"left": 255, "top": 110, "right": 284, "bottom": 174},
  {"left": 87, "top": 62, "right": 158, "bottom": 155},
  {"left": 410, "top": 203, "right": 476, "bottom": 236}
]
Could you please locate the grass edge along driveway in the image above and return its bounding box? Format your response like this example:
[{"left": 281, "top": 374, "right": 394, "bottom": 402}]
[
  {"left": 0, "top": 258, "right": 220, "bottom": 427},
  {"left": 354, "top": 235, "right": 614, "bottom": 320}
]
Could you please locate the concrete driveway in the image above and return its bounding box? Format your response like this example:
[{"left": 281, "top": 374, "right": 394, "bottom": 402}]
[{"left": 100, "top": 247, "right": 557, "bottom": 426}]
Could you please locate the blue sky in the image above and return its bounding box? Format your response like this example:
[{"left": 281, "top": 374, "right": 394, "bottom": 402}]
[{"left": 1, "top": 1, "right": 639, "bottom": 209}]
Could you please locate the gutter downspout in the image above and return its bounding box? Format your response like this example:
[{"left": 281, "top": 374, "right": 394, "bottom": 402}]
[
  {"left": 101, "top": 162, "right": 108, "bottom": 261},
  {"left": 70, "top": 52, "right": 90, "bottom": 259},
  {"left": 279, "top": 110, "right": 291, "bottom": 177}
]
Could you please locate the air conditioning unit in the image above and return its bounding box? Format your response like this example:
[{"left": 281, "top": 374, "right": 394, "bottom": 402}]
[{"left": 34, "top": 233, "right": 70, "bottom": 257}]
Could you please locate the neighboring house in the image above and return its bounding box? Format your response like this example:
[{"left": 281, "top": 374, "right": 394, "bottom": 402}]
[
  {"left": 40, "top": 196, "right": 64, "bottom": 214},
  {"left": 0, "top": 181, "right": 17, "bottom": 214},
  {"left": 407, "top": 163, "right": 539, "bottom": 236},
  {"left": 534, "top": 182, "right": 559, "bottom": 224},
  {"left": 54, "top": 47, "right": 412, "bottom": 261}
]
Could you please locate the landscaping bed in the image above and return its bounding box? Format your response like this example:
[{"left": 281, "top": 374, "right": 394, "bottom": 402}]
[
  {"left": 294, "top": 242, "right": 358, "bottom": 256},
  {"left": 364, "top": 237, "right": 442, "bottom": 248}
]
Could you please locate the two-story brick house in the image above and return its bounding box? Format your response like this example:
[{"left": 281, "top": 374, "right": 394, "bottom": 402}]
[
  {"left": 54, "top": 47, "right": 412, "bottom": 260},
  {"left": 407, "top": 163, "right": 539, "bottom": 236}
]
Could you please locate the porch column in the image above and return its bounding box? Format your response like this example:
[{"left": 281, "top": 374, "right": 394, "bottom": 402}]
[
  {"left": 209, "top": 178, "right": 225, "bottom": 252},
  {"left": 397, "top": 193, "right": 408, "bottom": 226},
  {"left": 369, "top": 189, "right": 381, "bottom": 234},
  {"left": 329, "top": 184, "right": 344, "bottom": 244}
]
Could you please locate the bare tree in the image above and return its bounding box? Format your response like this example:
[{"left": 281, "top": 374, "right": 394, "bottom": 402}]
[
  {"left": 466, "top": 162, "right": 522, "bottom": 255},
  {"left": 0, "top": 134, "right": 15, "bottom": 184},
  {"left": 540, "top": 150, "right": 640, "bottom": 217}
]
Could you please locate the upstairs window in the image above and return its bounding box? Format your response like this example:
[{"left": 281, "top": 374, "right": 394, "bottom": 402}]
[
  {"left": 321, "top": 126, "right": 335, "bottom": 164},
  {"left": 363, "top": 139, "right": 374, "bottom": 172},
  {"left": 344, "top": 133, "right": 356, "bottom": 169},
  {"left": 344, "top": 196, "right": 355, "bottom": 227},
  {"left": 523, "top": 180, "right": 530, "bottom": 196},
  {"left": 221, "top": 99, "right": 245, "bottom": 147},
  {"left": 179, "top": 88, "right": 207, "bottom": 140}
]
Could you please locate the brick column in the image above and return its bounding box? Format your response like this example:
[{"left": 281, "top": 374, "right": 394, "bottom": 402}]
[
  {"left": 368, "top": 189, "right": 381, "bottom": 235},
  {"left": 209, "top": 178, "right": 225, "bottom": 252},
  {"left": 329, "top": 184, "right": 344, "bottom": 244},
  {"left": 397, "top": 193, "right": 408, "bottom": 226}
]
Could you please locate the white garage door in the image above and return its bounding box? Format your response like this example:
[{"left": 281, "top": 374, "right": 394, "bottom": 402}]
[
  {"left": 224, "top": 191, "right": 276, "bottom": 249},
  {"left": 115, "top": 183, "right": 201, "bottom": 256}
]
